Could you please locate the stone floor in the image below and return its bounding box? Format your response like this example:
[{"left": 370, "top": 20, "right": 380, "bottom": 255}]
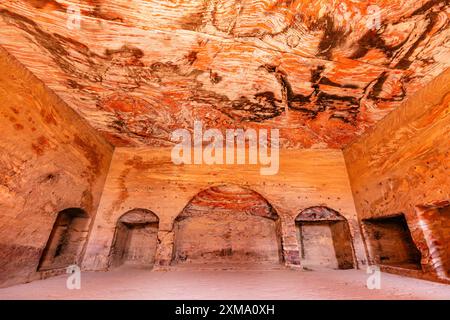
[{"left": 1, "top": 266, "right": 449, "bottom": 300}]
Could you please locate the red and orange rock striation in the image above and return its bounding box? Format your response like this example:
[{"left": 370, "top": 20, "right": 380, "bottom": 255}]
[
  {"left": 173, "top": 185, "right": 282, "bottom": 265},
  {"left": 0, "top": 0, "right": 449, "bottom": 148},
  {"left": 0, "top": 1, "right": 448, "bottom": 291},
  {"left": 0, "top": 47, "right": 113, "bottom": 287},
  {"left": 344, "top": 67, "right": 450, "bottom": 282}
]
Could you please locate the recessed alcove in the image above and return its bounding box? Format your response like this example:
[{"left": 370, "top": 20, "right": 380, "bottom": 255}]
[
  {"left": 296, "top": 207, "right": 355, "bottom": 270},
  {"left": 38, "top": 208, "right": 90, "bottom": 271},
  {"left": 362, "top": 215, "right": 422, "bottom": 270},
  {"left": 173, "top": 185, "right": 283, "bottom": 267},
  {"left": 110, "top": 209, "right": 159, "bottom": 268}
]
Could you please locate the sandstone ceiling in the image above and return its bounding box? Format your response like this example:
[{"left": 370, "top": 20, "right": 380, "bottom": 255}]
[{"left": 0, "top": 0, "right": 449, "bottom": 148}]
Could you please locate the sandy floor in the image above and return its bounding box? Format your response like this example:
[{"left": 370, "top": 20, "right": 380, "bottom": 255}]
[{"left": 0, "top": 267, "right": 449, "bottom": 300}]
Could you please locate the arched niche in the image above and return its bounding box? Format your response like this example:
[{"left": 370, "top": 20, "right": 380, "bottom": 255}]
[
  {"left": 110, "top": 208, "right": 159, "bottom": 268},
  {"left": 173, "top": 184, "right": 283, "bottom": 267},
  {"left": 38, "top": 208, "right": 90, "bottom": 271},
  {"left": 296, "top": 206, "right": 354, "bottom": 270}
]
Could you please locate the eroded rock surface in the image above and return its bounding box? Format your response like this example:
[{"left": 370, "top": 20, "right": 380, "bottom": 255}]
[{"left": 1, "top": 0, "right": 449, "bottom": 148}]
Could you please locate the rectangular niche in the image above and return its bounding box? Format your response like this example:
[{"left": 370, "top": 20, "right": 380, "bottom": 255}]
[
  {"left": 38, "top": 208, "right": 90, "bottom": 271},
  {"left": 362, "top": 214, "right": 422, "bottom": 270},
  {"left": 296, "top": 221, "right": 354, "bottom": 270},
  {"left": 111, "top": 222, "right": 159, "bottom": 268},
  {"left": 110, "top": 209, "right": 159, "bottom": 268}
]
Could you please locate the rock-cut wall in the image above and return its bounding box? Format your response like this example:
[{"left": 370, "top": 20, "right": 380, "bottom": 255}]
[
  {"left": 344, "top": 68, "right": 450, "bottom": 282},
  {"left": 0, "top": 47, "right": 114, "bottom": 287}
]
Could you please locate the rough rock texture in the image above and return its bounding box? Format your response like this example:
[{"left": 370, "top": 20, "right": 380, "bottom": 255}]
[
  {"left": 296, "top": 206, "right": 355, "bottom": 269},
  {"left": 173, "top": 185, "right": 282, "bottom": 265},
  {"left": 110, "top": 209, "right": 159, "bottom": 268},
  {"left": 0, "top": 0, "right": 448, "bottom": 289},
  {"left": 296, "top": 205, "right": 346, "bottom": 221},
  {"left": 81, "top": 147, "right": 367, "bottom": 271},
  {"left": 415, "top": 201, "right": 450, "bottom": 279},
  {"left": 362, "top": 215, "right": 423, "bottom": 270},
  {"left": 0, "top": 47, "right": 113, "bottom": 287},
  {"left": 343, "top": 67, "right": 450, "bottom": 282},
  {"left": 1, "top": 0, "right": 450, "bottom": 148},
  {"left": 38, "top": 208, "right": 91, "bottom": 271}
]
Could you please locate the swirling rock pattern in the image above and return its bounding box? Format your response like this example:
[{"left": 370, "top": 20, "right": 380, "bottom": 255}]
[{"left": 0, "top": 0, "right": 449, "bottom": 148}]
